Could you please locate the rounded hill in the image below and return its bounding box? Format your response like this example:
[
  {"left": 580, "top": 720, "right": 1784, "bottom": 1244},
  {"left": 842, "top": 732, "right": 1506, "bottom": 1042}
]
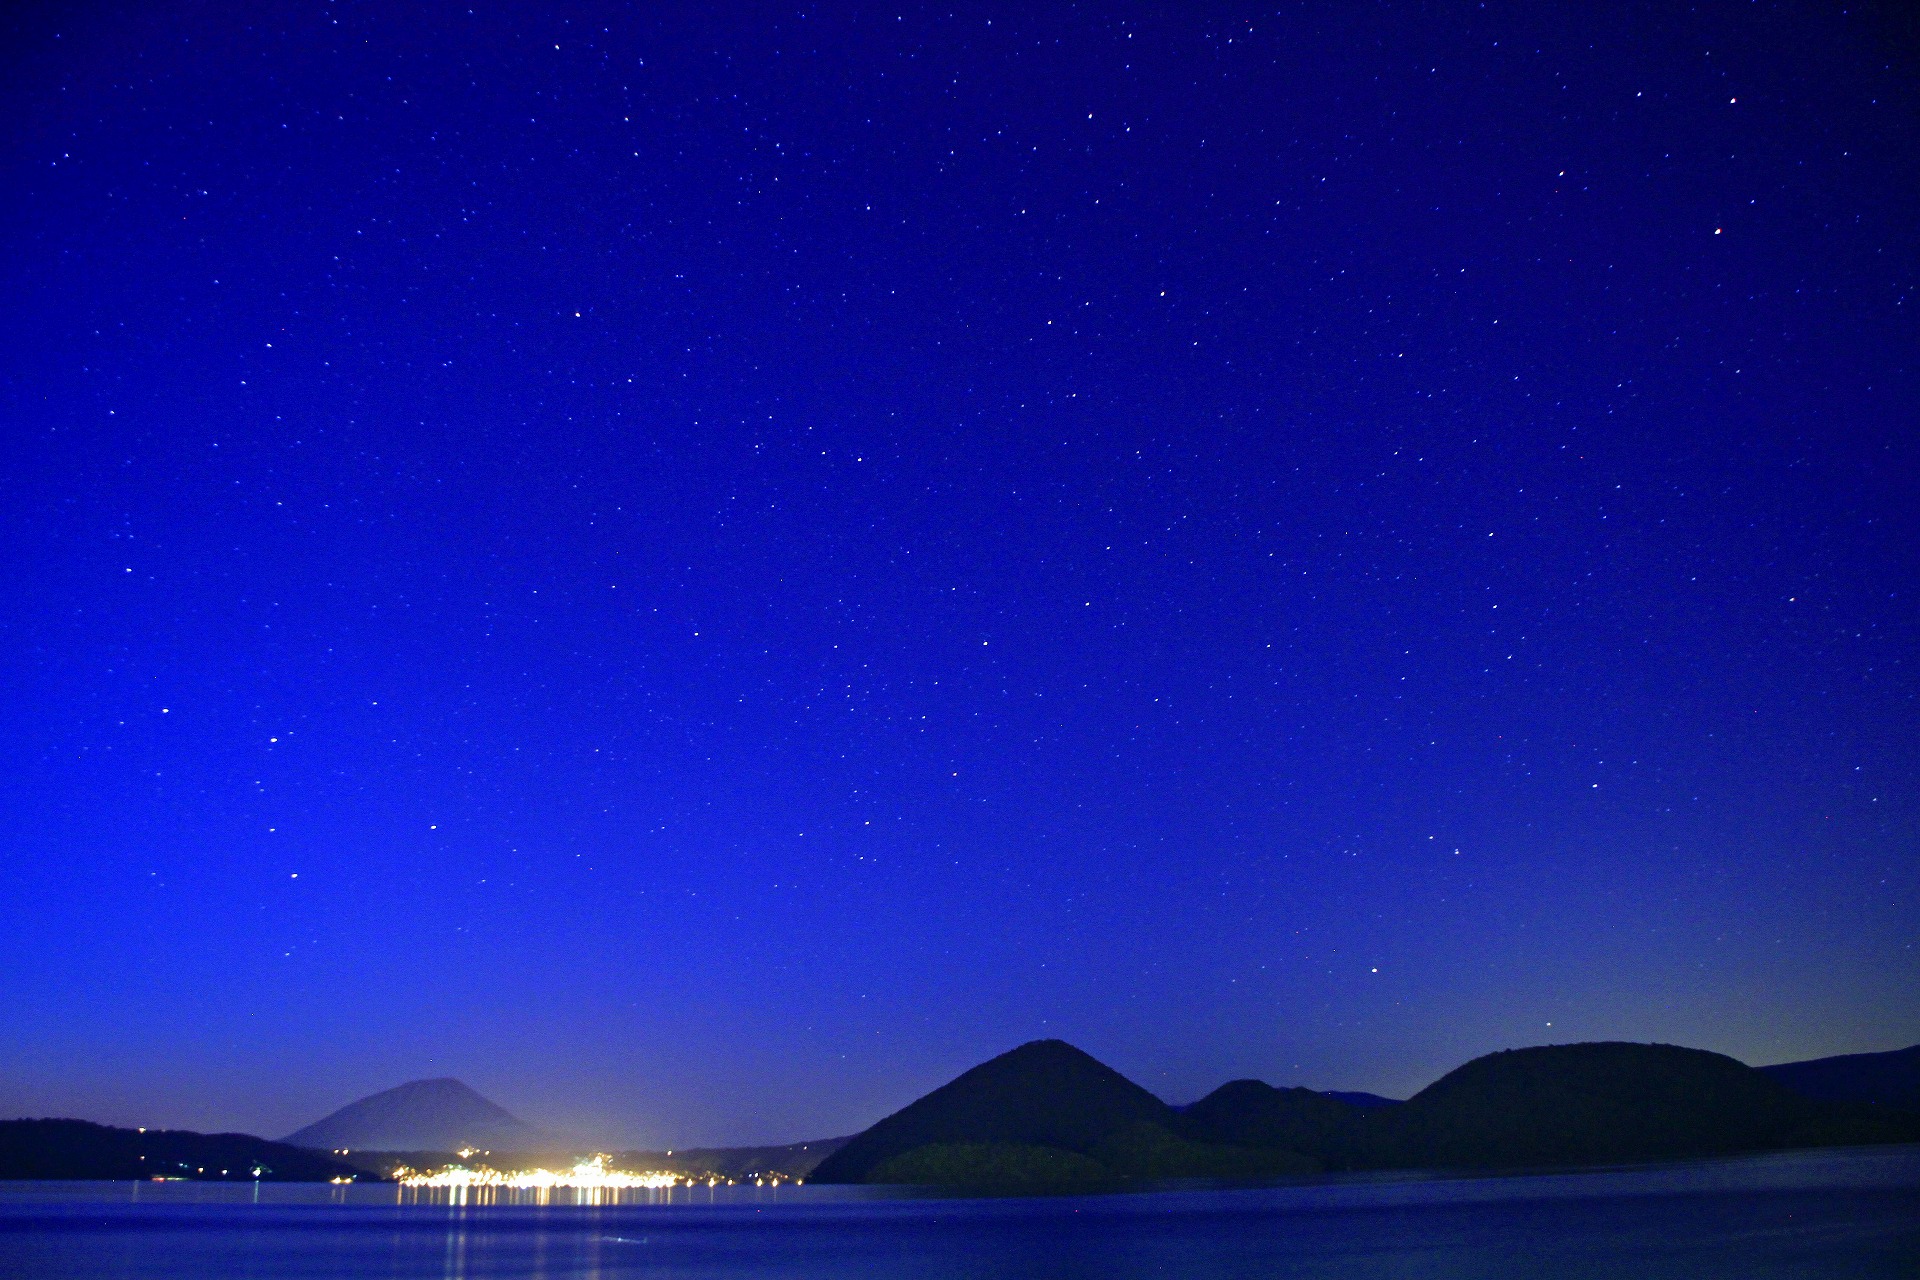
[
  {"left": 1370, "top": 1041, "right": 1863, "bottom": 1168},
  {"left": 809, "top": 1040, "right": 1175, "bottom": 1183}
]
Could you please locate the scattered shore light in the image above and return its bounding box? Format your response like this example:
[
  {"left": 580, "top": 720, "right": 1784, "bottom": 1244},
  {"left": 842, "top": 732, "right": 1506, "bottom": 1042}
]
[{"left": 397, "top": 1156, "right": 680, "bottom": 1190}]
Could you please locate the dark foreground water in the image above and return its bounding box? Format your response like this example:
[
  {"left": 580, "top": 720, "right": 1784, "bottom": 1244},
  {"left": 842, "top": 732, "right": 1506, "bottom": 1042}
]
[{"left": 1, "top": 1146, "right": 1915, "bottom": 1278}]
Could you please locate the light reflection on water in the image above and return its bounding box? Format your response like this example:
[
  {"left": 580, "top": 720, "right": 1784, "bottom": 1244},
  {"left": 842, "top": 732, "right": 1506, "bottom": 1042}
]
[
  {"left": 397, "top": 1179, "right": 804, "bottom": 1208},
  {"left": 1, "top": 1145, "right": 1915, "bottom": 1279},
  {"left": 412, "top": 1178, "right": 814, "bottom": 1278}
]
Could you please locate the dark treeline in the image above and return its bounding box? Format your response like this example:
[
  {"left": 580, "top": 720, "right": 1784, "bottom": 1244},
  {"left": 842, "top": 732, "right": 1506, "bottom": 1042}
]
[{"left": 0, "top": 1120, "right": 368, "bottom": 1182}]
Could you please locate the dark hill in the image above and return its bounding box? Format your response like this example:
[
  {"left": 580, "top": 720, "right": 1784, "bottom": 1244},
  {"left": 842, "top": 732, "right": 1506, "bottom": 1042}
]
[
  {"left": 1179, "top": 1080, "right": 1359, "bottom": 1163},
  {"left": 0, "top": 1119, "right": 369, "bottom": 1181},
  {"left": 810, "top": 1040, "right": 1315, "bottom": 1184},
  {"left": 814, "top": 1039, "right": 1920, "bottom": 1191},
  {"left": 1760, "top": 1045, "right": 1920, "bottom": 1112},
  {"left": 282, "top": 1078, "right": 540, "bottom": 1153},
  {"left": 810, "top": 1040, "right": 1177, "bottom": 1183},
  {"left": 1362, "top": 1042, "right": 1918, "bottom": 1169}
]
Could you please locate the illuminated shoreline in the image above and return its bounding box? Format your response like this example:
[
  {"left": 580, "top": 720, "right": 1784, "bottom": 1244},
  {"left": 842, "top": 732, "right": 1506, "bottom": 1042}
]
[
  {"left": 394, "top": 1155, "right": 805, "bottom": 1195},
  {"left": 397, "top": 1157, "right": 677, "bottom": 1190}
]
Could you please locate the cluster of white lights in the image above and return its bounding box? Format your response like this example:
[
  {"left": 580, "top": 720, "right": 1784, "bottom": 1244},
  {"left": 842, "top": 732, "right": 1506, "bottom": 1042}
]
[{"left": 398, "top": 1157, "right": 679, "bottom": 1190}]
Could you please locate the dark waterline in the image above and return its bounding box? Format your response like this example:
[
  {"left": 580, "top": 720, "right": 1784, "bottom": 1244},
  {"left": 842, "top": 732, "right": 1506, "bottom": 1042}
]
[{"left": 1, "top": 1146, "right": 1915, "bottom": 1278}]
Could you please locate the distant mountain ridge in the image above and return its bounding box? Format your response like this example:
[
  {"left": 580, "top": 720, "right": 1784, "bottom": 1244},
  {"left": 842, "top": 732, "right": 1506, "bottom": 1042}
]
[
  {"left": 283, "top": 1078, "right": 543, "bottom": 1153},
  {"left": 809, "top": 1041, "right": 1313, "bottom": 1186},
  {"left": 9, "top": 1041, "right": 1914, "bottom": 1185},
  {"left": 1359, "top": 1042, "right": 1894, "bottom": 1169},
  {"left": 1322, "top": 1090, "right": 1401, "bottom": 1108},
  {"left": 0, "top": 1119, "right": 366, "bottom": 1181},
  {"left": 810, "top": 1038, "right": 1920, "bottom": 1188},
  {"left": 1760, "top": 1044, "right": 1920, "bottom": 1112},
  {"left": 1181, "top": 1079, "right": 1357, "bottom": 1155}
]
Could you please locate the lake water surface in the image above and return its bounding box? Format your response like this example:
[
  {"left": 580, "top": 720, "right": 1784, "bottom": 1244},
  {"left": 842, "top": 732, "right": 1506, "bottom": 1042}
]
[{"left": 2, "top": 1145, "right": 1915, "bottom": 1278}]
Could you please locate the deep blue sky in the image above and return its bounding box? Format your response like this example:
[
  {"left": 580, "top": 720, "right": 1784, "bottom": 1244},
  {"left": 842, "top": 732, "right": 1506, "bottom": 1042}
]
[{"left": 1, "top": 0, "right": 1915, "bottom": 1147}]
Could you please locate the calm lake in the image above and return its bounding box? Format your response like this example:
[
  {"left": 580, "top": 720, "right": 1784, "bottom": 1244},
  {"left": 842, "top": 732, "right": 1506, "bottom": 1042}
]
[{"left": 1, "top": 1145, "right": 1915, "bottom": 1278}]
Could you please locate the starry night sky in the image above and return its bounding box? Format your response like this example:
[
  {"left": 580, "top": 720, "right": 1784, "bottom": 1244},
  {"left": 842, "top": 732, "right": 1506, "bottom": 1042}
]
[{"left": 1, "top": 1, "right": 1915, "bottom": 1147}]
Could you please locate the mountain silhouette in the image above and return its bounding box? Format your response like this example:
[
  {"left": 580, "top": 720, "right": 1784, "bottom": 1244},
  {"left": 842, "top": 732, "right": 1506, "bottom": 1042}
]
[
  {"left": 810, "top": 1040, "right": 1310, "bottom": 1185},
  {"left": 282, "top": 1078, "right": 541, "bottom": 1153},
  {"left": 1359, "top": 1042, "right": 1915, "bottom": 1168},
  {"left": 1, "top": 1119, "right": 367, "bottom": 1181},
  {"left": 810, "top": 1040, "right": 1173, "bottom": 1183},
  {"left": 1179, "top": 1079, "right": 1361, "bottom": 1162},
  {"left": 1760, "top": 1044, "right": 1920, "bottom": 1112},
  {"left": 813, "top": 1038, "right": 1920, "bottom": 1188}
]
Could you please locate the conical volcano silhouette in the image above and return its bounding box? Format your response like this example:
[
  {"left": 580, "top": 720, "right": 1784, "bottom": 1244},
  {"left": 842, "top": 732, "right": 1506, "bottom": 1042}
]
[{"left": 282, "top": 1078, "right": 540, "bottom": 1152}]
